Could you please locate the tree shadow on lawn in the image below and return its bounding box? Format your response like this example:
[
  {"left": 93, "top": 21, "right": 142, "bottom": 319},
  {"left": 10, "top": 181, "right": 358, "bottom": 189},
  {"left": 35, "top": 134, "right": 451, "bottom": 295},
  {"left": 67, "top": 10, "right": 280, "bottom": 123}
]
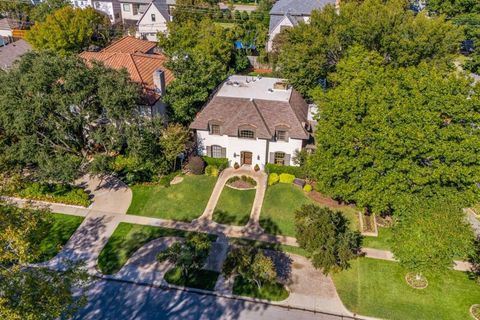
[
  {"left": 258, "top": 217, "right": 283, "bottom": 236},
  {"left": 213, "top": 209, "right": 250, "bottom": 226}
]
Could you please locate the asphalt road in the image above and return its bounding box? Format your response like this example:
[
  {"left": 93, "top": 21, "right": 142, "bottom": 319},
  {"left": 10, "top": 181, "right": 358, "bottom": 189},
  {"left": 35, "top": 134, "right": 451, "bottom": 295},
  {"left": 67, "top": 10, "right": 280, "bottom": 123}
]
[{"left": 74, "top": 279, "right": 346, "bottom": 320}]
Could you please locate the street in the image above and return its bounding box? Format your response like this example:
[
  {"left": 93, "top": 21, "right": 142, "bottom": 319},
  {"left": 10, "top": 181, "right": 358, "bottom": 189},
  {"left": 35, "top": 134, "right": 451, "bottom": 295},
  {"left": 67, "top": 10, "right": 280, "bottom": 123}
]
[{"left": 75, "top": 279, "right": 346, "bottom": 320}]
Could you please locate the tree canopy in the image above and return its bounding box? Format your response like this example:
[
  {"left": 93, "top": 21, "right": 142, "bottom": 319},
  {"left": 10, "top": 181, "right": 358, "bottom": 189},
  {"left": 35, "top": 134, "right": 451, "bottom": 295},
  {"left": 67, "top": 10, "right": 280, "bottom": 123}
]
[
  {"left": 275, "top": 0, "right": 463, "bottom": 96},
  {"left": 391, "top": 198, "right": 474, "bottom": 274},
  {"left": 30, "top": 0, "right": 70, "bottom": 22},
  {"left": 0, "top": 202, "right": 89, "bottom": 320},
  {"left": 26, "top": 6, "right": 110, "bottom": 55},
  {"left": 308, "top": 46, "right": 480, "bottom": 214},
  {"left": 0, "top": 51, "right": 142, "bottom": 183},
  {"left": 158, "top": 19, "right": 238, "bottom": 122},
  {"left": 295, "top": 204, "right": 362, "bottom": 274}
]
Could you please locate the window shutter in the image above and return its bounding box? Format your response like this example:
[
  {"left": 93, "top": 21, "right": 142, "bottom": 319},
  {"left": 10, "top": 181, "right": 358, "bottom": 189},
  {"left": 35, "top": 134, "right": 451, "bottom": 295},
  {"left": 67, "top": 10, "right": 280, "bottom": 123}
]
[
  {"left": 284, "top": 154, "right": 291, "bottom": 166},
  {"left": 206, "top": 146, "right": 212, "bottom": 157},
  {"left": 269, "top": 152, "right": 275, "bottom": 164},
  {"left": 221, "top": 147, "right": 226, "bottom": 158}
]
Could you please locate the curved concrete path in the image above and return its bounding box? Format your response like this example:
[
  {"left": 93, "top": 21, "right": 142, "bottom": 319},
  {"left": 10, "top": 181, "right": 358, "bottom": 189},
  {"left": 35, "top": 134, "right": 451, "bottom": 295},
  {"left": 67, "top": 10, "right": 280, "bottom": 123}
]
[
  {"left": 111, "top": 237, "right": 183, "bottom": 286},
  {"left": 198, "top": 167, "right": 268, "bottom": 231}
]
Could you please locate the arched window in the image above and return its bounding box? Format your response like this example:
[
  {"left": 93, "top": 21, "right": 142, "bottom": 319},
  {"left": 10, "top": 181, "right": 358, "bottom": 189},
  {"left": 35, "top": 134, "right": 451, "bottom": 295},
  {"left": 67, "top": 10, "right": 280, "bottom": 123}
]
[
  {"left": 274, "top": 152, "right": 285, "bottom": 165},
  {"left": 211, "top": 145, "right": 222, "bottom": 158}
]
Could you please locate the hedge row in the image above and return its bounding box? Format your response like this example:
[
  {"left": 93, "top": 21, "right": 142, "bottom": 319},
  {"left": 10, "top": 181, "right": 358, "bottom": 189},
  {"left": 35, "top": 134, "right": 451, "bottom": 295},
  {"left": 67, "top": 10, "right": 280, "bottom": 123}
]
[
  {"left": 202, "top": 156, "right": 229, "bottom": 170},
  {"left": 265, "top": 164, "right": 306, "bottom": 179}
]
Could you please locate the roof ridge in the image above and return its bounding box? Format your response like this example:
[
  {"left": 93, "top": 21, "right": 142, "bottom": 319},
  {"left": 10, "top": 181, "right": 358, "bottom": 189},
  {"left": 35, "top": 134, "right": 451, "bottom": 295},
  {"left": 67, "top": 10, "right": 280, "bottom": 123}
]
[
  {"left": 128, "top": 53, "right": 144, "bottom": 84},
  {"left": 251, "top": 99, "right": 272, "bottom": 136}
]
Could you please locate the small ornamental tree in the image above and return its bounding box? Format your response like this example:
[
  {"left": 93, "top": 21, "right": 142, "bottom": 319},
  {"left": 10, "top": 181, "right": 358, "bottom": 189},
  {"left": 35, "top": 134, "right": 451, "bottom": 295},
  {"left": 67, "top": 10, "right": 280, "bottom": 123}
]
[
  {"left": 391, "top": 198, "right": 474, "bottom": 280},
  {"left": 223, "top": 246, "right": 277, "bottom": 289},
  {"left": 295, "top": 204, "right": 362, "bottom": 274},
  {"left": 157, "top": 233, "right": 211, "bottom": 277},
  {"left": 159, "top": 123, "right": 189, "bottom": 171}
]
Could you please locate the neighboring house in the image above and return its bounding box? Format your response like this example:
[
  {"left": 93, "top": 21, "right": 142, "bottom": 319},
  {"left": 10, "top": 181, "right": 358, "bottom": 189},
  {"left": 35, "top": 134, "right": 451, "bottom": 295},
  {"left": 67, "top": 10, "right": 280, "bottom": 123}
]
[
  {"left": 69, "top": 0, "right": 122, "bottom": 23},
  {"left": 267, "top": 0, "right": 337, "bottom": 51},
  {"left": 80, "top": 36, "right": 174, "bottom": 116},
  {"left": 0, "top": 39, "right": 32, "bottom": 70},
  {"left": 0, "top": 18, "right": 20, "bottom": 38},
  {"left": 119, "top": 0, "right": 152, "bottom": 26},
  {"left": 136, "top": 0, "right": 175, "bottom": 41},
  {"left": 190, "top": 75, "right": 314, "bottom": 169}
]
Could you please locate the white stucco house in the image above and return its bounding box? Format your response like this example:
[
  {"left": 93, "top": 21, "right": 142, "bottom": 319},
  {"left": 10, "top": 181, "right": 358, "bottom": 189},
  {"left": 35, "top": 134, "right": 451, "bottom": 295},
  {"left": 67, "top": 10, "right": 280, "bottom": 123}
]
[
  {"left": 267, "top": 0, "right": 338, "bottom": 51},
  {"left": 119, "top": 0, "right": 152, "bottom": 25},
  {"left": 136, "top": 0, "right": 175, "bottom": 41},
  {"left": 190, "top": 75, "right": 315, "bottom": 169},
  {"left": 69, "top": 0, "right": 122, "bottom": 23}
]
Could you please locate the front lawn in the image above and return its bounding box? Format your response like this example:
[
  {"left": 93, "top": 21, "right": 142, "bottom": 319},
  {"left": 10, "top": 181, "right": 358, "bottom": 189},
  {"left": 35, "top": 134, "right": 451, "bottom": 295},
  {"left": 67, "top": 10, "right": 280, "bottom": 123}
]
[
  {"left": 332, "top": 257, "right": 480, "bottom": 320},
  {"left": 260, "top": 183, "right": 359, "bottom": 237},
  {"left": 233, "top": 276, "right": 289, "bottom": 301},
  {"left": 127, "top": 175, "right": 217, "bottom": 222},
  {"left": 33, "top": 213, "right": 84, "bottom": 263},
  {"left": 362, "top": 226, "right": 393, "bottom": 250},
  {"left": 97, "top": 223, "right": 190, "bottom": 274},
  {"left": 164, "top": 266, "right": 220, "bottom": 291},
  {"left": 212, "top": 186, "right": 255, "bottom": 226}
]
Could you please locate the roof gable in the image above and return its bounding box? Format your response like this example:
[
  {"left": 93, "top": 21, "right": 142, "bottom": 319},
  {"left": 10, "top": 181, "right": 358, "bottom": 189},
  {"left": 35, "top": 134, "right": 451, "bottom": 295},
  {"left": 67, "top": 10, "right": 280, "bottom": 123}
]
[{"left": 270, "top": 0, "right": 336, "bottom": 16}]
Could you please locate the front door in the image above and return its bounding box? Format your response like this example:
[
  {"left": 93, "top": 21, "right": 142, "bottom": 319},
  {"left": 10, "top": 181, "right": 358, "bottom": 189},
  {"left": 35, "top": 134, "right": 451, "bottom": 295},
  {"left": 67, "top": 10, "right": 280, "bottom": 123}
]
[{"left": 241, "top": 151, "right": 253, "bottom": 165}]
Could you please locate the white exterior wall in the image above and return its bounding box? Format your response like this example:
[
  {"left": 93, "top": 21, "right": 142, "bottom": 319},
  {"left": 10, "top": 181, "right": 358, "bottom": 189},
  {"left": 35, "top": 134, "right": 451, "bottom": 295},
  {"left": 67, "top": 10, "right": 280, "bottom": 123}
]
[
  {"left": 268, "top": 138, "right": 303, "bottom": 166},
  {"left": 0, "top": 29, "right": 12, "bottom": 37},
  {"left": 267, "top": 15, "right": 309, "bottom": 51},
  {"left": 196, "top": 130, "right": 268, "bottom": 169},
  {"left": 71, "top": 0, "right": 92, "bottom": 9},
  {"left": 92, "top": 1, "right": 122, "bottom": 23},
  {"left": 120, "top": 1, "right": 147, "bottom": 22},
  {"left": 137, "top": 5, "right": 169, "bottom": 41},
  {"left": 196, "top": 130, "right": 303, "bottom": 168}
]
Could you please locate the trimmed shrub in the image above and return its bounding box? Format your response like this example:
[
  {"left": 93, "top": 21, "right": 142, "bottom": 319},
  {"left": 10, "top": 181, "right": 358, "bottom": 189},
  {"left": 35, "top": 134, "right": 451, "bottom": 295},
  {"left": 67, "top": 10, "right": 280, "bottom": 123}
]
[
  {"left": 12, "top": 182, "right": 90, "bottom": 207},
  {"left": 268, "top": 173, "right": 279, "bottom": 186},
  {"left": 205, "top": 165, "right": 219, "bottom": 177},
  {"left": 234, "top": 162, "right": 240, "bottom": 169},
  {"left": 202, "top": 156, "right": 229, "bottom": 170},
  {"left": 254, "top": 164, "right": 260, "bottom": 172},
  {"left": 279, "top": 173, "right": 295, "bottom": 184},
  {"left": 265, "top": 163, "right": 306, "bottom": 179},
  {"left": 187, "top": 156, "right": 205, "bottom": 175},
  {"left": 303, "top": 184, "right": 312, "bottom": 192}
]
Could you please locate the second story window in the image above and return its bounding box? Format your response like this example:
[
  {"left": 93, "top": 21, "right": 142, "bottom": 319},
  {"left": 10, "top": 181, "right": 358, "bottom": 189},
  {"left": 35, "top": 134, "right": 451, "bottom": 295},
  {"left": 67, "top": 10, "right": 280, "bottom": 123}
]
[
  {"left": 276, "top": 130, "right": 287, "bottom": 142},
  {"left": 210, "top": 124, "right": 220, "bottom": 135},
  {"left": 123, "top": 3, "right": 130, "bottom": 12},
  {"left": 151, "top": 14, "right": 156, "bottom": 22},
  {"left": 239, "top": 129, "right": 254, "bottom": 139}
]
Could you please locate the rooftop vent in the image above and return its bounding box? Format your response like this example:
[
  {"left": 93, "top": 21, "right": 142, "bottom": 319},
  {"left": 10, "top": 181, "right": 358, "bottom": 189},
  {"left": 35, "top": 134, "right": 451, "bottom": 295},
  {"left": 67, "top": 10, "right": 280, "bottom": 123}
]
[{"left": 273, "top": 81, "right": 288, "bottom": 90}]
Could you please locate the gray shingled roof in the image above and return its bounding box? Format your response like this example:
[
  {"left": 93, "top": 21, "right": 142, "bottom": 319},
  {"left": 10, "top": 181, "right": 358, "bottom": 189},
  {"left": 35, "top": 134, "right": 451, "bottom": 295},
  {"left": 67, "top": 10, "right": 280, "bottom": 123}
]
[
  {"left": 190, "top": 93, "right": 309, "bottom": 140},
  {"left": 270, "top": 0, "right": 336, "bottom": 16},
  {"left": 0, "top": 39, "right": 32, "bottom": 70}
]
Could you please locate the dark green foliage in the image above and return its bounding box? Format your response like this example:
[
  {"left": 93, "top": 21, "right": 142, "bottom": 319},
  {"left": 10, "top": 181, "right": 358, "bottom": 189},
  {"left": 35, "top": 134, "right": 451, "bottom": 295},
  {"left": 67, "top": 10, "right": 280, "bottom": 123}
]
[
  {"left": 164, "top": 267, "right": 219, "bottom": 290},
  {"left": 30, "top": 0, "right": 70, "bottom": 22},
  {"left": 186, "top": 156, "right": 205, "bottom": 175},
  {"left": 465, "top": 52, "right": 480, "bottom": 73},
  {"left": 202, "top": 156, "right": 229, "bottom": 170},
  {"left": 309, "top": 46, "right": 480, "bottom": 214},
  {"left": 426, "top": 0, "right": 480, "bottom": 17},
  {"left": 0, "top": 51, "right": 142, "bottom": 183},
  {"left": 295, "top": 204, "right": 362, "bottom": 274},
  {"left": 276, "top": 0, "right": 463, "bottom": 96},
  {"left": 232, "top": 275, "right": 289, "bottom": 301},
  {"left": 265, "top": 163, "right": 306, "bottom": 178},
  {"left": 391, "top": 198, "right": 474, "bottom": 274}
]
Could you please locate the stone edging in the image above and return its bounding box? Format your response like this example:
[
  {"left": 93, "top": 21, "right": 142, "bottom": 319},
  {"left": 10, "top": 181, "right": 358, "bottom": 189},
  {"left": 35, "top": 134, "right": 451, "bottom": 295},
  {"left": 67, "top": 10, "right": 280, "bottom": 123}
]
[
  {"left": 224, "top": 184, "right": 257, "bottom": 191},
  {"left": 358, "top": 212, "right": 378, "bottom": 237},
  {"left": 471, "top": 304, "right": 480, "bottom": 320}
]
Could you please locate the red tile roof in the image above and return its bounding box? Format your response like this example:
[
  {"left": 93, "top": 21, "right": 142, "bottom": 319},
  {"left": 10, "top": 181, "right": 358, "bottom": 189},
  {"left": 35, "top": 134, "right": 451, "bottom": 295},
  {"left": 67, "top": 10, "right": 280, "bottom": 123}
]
[{"left": 79, "top": 36, "right": 174, "bottom": 105}]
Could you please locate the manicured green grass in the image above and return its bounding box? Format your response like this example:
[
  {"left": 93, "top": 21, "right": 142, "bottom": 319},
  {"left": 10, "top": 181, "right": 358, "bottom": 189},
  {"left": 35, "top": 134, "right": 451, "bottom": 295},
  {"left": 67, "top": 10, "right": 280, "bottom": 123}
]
[
  {"left": 332, "top": 258, "right": 480, "bottom": 320},
  {"left": 260, "top": 183, "right": 360, "bottom": 237},
  {"left": 164, "top": 266, "right": 220, "bottom": 291},
  {"left": 33, "top": 213, "right": 84, "bottom": 263},
  {"left": 362, "top": 227, "right": 393, "bottom": 250},
  {"left": 233, "top": 276, "right": 289, "bottom": 301},
  {"left": 98, "top": 223, "right": 191, "bottom": 275},
  {"left": 213, "top": 186, "right": 255, "bottom": 226},
  {"left": 127, "top": 175, "right": 217, "bottom": 222},
  {"left": 228, "top": 237, "right": 310, "bottom": 257}
]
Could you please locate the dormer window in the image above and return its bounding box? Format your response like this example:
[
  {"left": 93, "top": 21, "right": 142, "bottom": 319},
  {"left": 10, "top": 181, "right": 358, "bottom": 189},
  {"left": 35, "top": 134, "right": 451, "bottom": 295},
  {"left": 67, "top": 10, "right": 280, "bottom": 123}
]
[
  {"left": 276, "top": 130, "right": 288, "bottom": 142},
  {"left": 210, "top": 123, "right": 220, "bottom": 135},
  {"left": 239, "top": 129, "right": 255, "bottom": 139}
]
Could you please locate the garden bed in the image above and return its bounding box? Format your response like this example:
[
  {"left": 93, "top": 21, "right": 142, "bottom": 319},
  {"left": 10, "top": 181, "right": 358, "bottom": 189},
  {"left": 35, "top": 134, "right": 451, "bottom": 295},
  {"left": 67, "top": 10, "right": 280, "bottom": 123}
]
[
  {"left": 164, "top": 266, "right": 220, "bottom": 291},
  {"left": 405, "top": 272, "right": 428, "bottom": 289},
  {"left": 3, "top": 182, "right": 91, "bottom": 207},
  {"left": 226, "top": 175, "right": 257, "bottom": 190},
  {"left": 359, "top": 212, "right": 378, "bottom": 236},
  {"left": 212, "top": 187, "right": 255, "bottom": 226},
  {"left": 471, "top": 304, "right": 480, "bottom": 320},
  {"left": 232, "top": 275, "right": 289, "bottom": 301}
]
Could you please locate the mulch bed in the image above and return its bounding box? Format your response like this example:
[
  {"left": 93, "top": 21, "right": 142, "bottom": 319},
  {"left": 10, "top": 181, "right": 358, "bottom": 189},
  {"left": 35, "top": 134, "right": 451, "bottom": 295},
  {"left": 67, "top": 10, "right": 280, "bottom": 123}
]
[
  {"left": 228, "top": 180, "right": 255, "bottom": 189},
  {"left": 362, "top": 214, "right": 376, "bottom": 233},
  {"left": 307, "top": 190, "right": 349, "bottom": 209},
  {"left": 405, "top": 272, "right": 428, "bottom": 289}
]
